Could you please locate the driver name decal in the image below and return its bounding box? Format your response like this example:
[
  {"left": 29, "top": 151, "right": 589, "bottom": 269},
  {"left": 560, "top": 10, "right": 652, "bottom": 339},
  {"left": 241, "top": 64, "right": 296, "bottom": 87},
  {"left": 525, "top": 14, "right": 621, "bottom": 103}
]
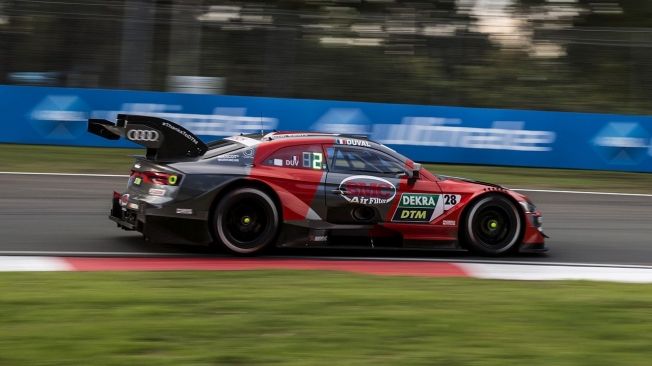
[
  {"left": 339, "top": 175, "right": 396, "bottom": 204},
  {"left": 336, "top": 138, "right": 370, "bottom": 147}
]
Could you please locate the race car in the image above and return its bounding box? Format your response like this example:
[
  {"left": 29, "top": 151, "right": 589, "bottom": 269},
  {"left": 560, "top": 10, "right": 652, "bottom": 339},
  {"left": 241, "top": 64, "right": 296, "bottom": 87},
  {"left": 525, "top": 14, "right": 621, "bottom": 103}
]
[{"left": 88, "top": 114, "right": 546, "bottom": 256}]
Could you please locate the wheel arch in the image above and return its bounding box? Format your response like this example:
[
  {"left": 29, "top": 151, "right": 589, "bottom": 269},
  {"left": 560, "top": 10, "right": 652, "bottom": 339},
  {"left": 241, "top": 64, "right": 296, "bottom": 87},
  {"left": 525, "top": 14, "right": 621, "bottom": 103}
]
[
  {"left": 457, "top": 191, "right": 526, "bottom": 250},
  {"left": 207, "top": 178, "right": 283, "bottom": 242}
]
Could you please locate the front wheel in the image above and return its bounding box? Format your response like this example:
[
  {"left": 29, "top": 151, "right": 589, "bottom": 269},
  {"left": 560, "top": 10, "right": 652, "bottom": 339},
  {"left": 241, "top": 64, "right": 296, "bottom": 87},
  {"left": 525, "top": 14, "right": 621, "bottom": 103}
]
[
  {"left": 462, "top": 195, "right": 522, "bottom": 255},
  {"left": 214, "top": 188, "right": 279, "bottom": 255}
]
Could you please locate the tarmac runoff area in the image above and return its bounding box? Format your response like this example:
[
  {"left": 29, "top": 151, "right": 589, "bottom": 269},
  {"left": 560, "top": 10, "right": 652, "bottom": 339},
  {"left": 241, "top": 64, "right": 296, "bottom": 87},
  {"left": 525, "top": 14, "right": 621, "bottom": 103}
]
[{"left": 2, "top": 172, "right": 652, "bottom": 281}]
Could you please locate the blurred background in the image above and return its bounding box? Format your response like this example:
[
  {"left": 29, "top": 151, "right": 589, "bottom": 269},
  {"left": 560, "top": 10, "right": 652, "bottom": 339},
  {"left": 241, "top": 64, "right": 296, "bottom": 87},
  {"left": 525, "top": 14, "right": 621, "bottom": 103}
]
[{"left": 1, "top": 0, "right": 651, "bottom": 114}]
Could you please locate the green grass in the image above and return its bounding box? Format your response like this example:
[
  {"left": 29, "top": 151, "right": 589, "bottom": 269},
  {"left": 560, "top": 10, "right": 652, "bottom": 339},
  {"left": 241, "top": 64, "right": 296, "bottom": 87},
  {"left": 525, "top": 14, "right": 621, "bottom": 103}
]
[
  {"left": 1, "top": 143, "right": 651, "bottom": 193},
  {"left": 1, "top": 271, "right": 652, "bottom": 365}
]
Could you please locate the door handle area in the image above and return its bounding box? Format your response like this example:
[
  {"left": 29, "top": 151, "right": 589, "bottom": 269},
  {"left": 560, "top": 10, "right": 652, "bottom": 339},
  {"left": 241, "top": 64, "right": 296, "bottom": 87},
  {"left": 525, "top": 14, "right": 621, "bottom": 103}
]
[{"left": 331, "top": 189, "right": 347, "bottom": 195}]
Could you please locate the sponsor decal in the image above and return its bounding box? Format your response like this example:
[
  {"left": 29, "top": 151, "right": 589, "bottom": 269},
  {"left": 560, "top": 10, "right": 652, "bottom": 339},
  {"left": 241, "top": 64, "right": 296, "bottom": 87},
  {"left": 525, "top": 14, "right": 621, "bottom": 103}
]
[
  {"left": 339, "top": 175, "right": 396, "bottom": 204},
  {"left": 161, "top": 122, "right": 198, "bottom": 145},
  {"left": 443, "top": 220, "right": 456, "bottom": 226},
  {"left": 336, "top": 138, "right": 370, "bottom": 147},
  {"left": 134, "top": 163, "right": 141, "bottom": 169},
  {"left": 592, "top": 122, "right": 651, "bottom": 164},
  {"left": 29, "top": 95, "right": 90, "bottom": 139},
  {"left": 133, "top": 177, "right": 142, "bottom": 186},
  {"left": 376, "top": 119, "right": 556, "bottom": 152},
  {"left": 243, "top": 148, "right": 254, "bottom": 158},
  {"left": 392, "top": 193, "right": 440, "bottom": 222},
  {"left": 119, "top": 194, "right": 129, "bottom": 207},
  {"left": 391, "top": 193, "right": 461, "bottom": 223},
  {"left": 286, "top": 155, "right": 300, "bottom": 167},
  {"left": 148, "top": 188, "right": 166, "bottom": 196},
  {"left": 217, "top": 154, "right": 240, "bottom": 162},
  {"left": 273, "top": 158, "right": 283, "bottom": 166},
  {"left": 127, "top": 129, "right": 160, "bottom": 142},
  {"left": 176, "top": 208, "right": 193, "bottom": 215}
]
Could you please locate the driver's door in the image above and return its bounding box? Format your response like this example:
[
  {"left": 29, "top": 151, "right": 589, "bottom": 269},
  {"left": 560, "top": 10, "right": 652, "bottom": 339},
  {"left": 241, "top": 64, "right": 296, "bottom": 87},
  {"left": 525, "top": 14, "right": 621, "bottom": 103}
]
[{"left": 323, "top": 145, "right": 439, "bottom": 224}]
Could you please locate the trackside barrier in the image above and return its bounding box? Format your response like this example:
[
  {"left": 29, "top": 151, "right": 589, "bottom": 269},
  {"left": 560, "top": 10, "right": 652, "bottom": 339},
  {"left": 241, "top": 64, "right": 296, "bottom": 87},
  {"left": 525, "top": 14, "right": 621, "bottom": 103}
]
[{"left": 1, "top": 84, "right": 652, "bottom": 172}]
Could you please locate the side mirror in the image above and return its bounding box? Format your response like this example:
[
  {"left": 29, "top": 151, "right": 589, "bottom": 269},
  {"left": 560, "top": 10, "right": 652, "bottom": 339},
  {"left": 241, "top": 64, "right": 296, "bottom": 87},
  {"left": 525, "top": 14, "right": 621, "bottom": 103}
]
[{"left": 407, "top": 163, "right": 421, "bottom": 181}]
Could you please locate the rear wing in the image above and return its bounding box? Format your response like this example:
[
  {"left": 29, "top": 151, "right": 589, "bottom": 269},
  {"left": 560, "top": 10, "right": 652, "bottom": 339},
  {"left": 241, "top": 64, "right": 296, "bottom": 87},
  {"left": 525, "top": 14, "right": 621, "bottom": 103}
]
[{"left": 88, "top": 114, "right": 208, "bottom": 161}]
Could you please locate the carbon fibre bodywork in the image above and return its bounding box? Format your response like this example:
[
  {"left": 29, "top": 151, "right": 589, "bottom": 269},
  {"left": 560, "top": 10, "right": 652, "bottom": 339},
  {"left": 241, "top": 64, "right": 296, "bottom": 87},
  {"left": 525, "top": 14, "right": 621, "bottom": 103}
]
[{"left": 96, "top": 115, "right": 547, "bottom": 254}]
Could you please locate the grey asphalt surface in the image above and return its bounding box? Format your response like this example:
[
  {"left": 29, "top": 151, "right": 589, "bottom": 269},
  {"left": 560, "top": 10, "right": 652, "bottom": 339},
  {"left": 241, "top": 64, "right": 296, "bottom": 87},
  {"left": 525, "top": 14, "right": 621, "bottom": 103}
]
[{"left": 1, "top": 174, "right": 651, "bottom": 265}]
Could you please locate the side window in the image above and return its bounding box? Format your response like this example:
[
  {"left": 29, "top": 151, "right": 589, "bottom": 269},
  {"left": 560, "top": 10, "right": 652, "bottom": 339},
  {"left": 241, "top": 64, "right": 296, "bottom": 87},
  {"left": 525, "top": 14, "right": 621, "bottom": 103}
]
[
  {"left": 263, "top": 145, "right": 326, "bottom": 170},
  {"left": 326, "top": 147, "right": 406, "bottom": 175}
]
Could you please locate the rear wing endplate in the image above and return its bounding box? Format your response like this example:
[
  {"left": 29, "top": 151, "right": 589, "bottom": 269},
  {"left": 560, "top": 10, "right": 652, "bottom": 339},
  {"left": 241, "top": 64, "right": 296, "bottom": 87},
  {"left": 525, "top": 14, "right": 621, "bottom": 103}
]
[{"left": 88, "top": 114, "right": 208, "bottom": 161}]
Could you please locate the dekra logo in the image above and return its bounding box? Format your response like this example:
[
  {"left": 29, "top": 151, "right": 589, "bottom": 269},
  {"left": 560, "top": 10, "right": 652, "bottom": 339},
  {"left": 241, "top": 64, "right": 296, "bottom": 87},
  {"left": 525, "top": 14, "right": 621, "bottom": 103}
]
[{"left": 401, "top": 194, "right": 438, "bottom": 207}]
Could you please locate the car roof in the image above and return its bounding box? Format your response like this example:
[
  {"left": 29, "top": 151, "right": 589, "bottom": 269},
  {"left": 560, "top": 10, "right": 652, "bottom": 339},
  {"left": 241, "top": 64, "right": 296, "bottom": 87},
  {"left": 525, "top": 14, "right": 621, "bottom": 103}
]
[
  {"left": 262, "top": 131, "right": 370, "bottom": 141},
  {"left": 203, "top": 130, "right": 412, "bottom": 166}
]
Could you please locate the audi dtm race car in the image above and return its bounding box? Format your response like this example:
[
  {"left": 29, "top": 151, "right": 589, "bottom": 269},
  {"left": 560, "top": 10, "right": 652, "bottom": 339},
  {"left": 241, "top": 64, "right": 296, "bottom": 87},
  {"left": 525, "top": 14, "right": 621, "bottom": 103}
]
[{"left": 88, "top": 114, "right": 547, "bottom": 256}]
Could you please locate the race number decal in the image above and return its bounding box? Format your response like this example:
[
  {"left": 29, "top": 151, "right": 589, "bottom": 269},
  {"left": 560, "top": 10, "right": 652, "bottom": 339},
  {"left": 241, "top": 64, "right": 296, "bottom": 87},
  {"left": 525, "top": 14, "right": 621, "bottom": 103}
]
[
  {"left": 302, "top": 152, "right": 324, "bottom": 170},
  {"left": 443, "top": 194, "right": 461, "bottom": 210}
]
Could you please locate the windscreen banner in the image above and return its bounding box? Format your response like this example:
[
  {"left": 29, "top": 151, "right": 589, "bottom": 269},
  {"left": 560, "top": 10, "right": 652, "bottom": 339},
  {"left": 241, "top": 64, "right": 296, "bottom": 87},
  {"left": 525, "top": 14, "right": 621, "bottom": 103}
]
[{"left": 2, "top": 84, "right": 652, "bottom": 172}]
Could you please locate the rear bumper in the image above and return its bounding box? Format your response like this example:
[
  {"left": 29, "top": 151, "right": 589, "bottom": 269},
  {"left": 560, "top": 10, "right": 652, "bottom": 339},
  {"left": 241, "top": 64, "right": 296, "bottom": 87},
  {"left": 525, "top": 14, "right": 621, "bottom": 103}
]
[
  {"left": 109, "top": 192, "right": 212, "bottom": 245},
  {"left": 110, "top": 194, "right": 138, "bottom": 231}
]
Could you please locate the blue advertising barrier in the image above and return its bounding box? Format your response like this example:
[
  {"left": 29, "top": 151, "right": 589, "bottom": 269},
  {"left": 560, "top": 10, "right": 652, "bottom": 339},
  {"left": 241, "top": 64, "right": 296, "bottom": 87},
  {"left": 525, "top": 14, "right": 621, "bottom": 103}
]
[{"left": 1, "top": 84, "right": 652, "bottom": 172}]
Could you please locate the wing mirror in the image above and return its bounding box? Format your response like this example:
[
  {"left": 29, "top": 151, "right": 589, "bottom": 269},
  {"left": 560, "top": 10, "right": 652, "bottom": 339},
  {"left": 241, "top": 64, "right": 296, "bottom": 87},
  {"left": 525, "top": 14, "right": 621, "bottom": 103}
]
[{"left": 407, "top": 163, "right": 421, "bottom": 181}]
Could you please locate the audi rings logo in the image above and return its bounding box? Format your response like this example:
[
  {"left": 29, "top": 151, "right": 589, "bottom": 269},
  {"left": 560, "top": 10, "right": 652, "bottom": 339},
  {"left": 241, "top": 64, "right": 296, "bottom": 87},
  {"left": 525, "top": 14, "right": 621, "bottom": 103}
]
[{"left": 127, "top": 129, "right": 160, "bottom": 142}]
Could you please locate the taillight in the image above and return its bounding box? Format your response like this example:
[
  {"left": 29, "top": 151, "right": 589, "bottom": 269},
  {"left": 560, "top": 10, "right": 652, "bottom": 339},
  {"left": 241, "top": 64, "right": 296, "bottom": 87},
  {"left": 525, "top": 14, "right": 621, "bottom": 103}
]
[{"left": 131, "top": 170, "right": 181, "bottom": 186}]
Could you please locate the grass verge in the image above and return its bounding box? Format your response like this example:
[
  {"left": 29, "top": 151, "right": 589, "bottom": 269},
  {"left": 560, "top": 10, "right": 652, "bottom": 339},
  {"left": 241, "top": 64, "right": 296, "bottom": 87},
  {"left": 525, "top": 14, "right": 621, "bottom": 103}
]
[
  {"left": 1, "top": 143, "right": 651, "bottom": 193},
  {"left": 1, "top": 271, "right": 652, "bottom": 366}
]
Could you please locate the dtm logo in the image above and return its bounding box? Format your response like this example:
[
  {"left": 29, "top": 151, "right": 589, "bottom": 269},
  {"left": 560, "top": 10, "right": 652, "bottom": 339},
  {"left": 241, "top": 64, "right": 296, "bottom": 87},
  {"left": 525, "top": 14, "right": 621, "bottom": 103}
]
[
  {"left": 127, "top": 129, "right": 160, "bottom": 142},
  {"left": 338, "top": 175, "right": 396, "bottom": 204}
]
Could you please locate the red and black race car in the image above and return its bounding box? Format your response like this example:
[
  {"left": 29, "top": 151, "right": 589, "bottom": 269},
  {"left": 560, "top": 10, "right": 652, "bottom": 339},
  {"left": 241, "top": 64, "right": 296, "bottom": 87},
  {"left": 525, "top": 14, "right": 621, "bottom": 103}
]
[{"left": 89, "top": 114, "right": 546, "bottom": 256}]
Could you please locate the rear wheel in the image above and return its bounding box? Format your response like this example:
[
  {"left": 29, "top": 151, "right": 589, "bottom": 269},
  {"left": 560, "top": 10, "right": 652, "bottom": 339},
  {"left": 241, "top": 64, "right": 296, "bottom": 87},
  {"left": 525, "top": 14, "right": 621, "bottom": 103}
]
[
  {"left": 462, "top": 195, "right": 522, "bottom": 255},
  {"left": 214, "top": 188, "right": 279, "bottom": 255}
]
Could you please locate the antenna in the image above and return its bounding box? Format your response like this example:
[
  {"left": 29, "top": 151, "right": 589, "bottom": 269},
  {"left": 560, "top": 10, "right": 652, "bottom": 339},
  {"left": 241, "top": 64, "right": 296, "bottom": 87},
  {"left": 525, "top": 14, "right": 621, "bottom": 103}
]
[{"left": 260, "top": 113, "right": 264, "bottom": 135}]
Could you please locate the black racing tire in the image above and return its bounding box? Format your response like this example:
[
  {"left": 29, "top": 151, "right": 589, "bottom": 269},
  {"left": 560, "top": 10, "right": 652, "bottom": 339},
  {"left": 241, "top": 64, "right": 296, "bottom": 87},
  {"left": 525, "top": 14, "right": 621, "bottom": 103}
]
[
  {"left": 462, "top": 194, "right": 522, "bottom": 256},
  {"left": 214, "top": 187, "right": 279, "bottom": 255}
]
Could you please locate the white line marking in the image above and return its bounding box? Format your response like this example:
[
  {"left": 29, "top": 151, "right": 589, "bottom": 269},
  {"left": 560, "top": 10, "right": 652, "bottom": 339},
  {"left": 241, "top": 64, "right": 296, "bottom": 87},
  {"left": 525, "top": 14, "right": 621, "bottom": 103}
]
[
  {"left": 459, "top": 263, "right": 652, "bottom": 283},
  {"left": 5, "top": 251, "right": 652, "bottom": 270},
  {"left": 513, "top": 188, "right": 652, "bottom": 197},
  {"left": 0, "top": 171, "right": 129, "bottom": 178},
  {"left": 0, "top": 256, "right": 73, "bottom": 271},
  {"left": 2, "top": 254, "right": 652, "bottom": 282},
  {"left": 286, "top": 256, "right": 652, "bottom": 269}
]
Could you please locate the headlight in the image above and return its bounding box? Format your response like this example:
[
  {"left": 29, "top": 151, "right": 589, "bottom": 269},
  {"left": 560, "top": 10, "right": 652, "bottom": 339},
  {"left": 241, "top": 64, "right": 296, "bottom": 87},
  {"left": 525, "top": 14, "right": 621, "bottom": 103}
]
[{"left": 519, "top": 200, "right": 537, "bottom": 213}]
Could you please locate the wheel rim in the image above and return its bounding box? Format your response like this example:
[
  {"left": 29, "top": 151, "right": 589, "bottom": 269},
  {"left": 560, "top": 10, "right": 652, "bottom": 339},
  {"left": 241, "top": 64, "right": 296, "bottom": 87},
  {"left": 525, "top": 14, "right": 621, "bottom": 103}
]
[
  {"left": 221, "top": 195, "right": 272, "bottom": 250},
  {"left": 466, "top": 196, "right": 521, "bottom": 253},
  {"left": 473, "top": 207, "right": 511, "bottom": 245}
]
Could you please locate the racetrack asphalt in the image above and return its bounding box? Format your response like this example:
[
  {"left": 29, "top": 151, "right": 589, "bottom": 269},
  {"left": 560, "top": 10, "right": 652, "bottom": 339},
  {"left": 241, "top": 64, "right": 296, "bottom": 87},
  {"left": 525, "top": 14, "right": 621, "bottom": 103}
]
[{"left": 1, "top": 174, "right": 651, "bottom": 265}]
